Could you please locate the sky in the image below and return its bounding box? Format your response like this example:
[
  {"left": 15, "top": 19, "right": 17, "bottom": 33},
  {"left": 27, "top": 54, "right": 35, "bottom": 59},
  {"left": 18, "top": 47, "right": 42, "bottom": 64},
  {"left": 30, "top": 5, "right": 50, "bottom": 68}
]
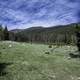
[{"left": 0, "top": 0, "right": 80, "bottom": 30}]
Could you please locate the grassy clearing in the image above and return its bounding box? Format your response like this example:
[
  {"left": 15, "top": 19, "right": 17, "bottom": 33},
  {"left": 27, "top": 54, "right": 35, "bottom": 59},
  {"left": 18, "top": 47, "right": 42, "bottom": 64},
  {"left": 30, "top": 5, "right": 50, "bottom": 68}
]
[{"left": 0, "top": 41, "right": 80, "bottom": 80}]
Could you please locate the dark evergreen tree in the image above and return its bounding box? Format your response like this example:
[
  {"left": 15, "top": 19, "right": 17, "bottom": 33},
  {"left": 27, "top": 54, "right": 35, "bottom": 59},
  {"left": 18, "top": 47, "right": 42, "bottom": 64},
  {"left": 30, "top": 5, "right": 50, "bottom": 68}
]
[
  {"left": 0, "top": 25, "right": 4, "bottom": 40},
  {"left": 75, "top": 24, "right": 80, "bottom": 54},
  {"left": 4, "top": 26, "right": 9, "bottom": 40}
]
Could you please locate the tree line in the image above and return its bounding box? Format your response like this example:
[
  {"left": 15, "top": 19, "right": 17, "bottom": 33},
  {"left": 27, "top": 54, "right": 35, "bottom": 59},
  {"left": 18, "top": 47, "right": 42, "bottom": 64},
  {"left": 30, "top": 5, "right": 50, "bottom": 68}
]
[
  {"left": 10, "top": 23, "right": 79, "bottom": 45},
  {"left": 0, "top": 23, "right": 80, "bottom": 45},
  {"left": 0, "top": 25, "right": 9, "bottom": 40}
]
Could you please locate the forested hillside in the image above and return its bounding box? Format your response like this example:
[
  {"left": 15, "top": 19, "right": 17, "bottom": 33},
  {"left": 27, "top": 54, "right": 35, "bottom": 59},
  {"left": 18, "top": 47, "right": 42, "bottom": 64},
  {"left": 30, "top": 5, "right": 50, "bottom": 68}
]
[
  {"left": 0, "top": 23, "right": 80, "bottom": 44},
  {"left": 9, "top": 23, "right": 80, "bottom": 44}
]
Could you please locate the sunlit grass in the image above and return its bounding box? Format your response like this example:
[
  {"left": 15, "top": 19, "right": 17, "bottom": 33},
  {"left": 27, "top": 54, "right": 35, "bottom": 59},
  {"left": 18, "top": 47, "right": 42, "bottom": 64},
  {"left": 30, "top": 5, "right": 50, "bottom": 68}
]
[{"left": 0, "top": 41, "right": 80, "bottom": 80}]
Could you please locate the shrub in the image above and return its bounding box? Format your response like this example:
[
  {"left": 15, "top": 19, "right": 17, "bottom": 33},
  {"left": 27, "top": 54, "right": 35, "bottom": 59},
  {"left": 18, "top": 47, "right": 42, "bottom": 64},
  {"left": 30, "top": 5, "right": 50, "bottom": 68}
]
[
  {"left": 69, "top": 53, "right": 80, "bottom": 58},
  {"left": 45, "top": 51, "right": 50, "bottom": 54},
  {"left": 0, "top": 52, "right": 1, "bottom": 54},
  {"left": 3, "top": 47, "right": 6, "bottom": 49},
  {"left": 48, "top": 45, "right": 52, "bottom": 48}
]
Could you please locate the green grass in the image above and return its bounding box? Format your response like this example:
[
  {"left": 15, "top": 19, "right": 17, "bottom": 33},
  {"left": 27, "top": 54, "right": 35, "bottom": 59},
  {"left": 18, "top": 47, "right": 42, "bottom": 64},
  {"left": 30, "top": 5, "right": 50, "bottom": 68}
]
[{"left": 0, "top": 41, "right": 80, "bottom": 80}]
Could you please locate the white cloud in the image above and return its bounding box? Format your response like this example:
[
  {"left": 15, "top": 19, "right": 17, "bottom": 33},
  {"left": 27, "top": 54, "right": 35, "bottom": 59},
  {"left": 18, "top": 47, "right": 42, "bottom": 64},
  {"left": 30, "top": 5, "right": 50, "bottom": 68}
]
[{"left": 0, "top": 0, "right": 79, "bottom": 29}]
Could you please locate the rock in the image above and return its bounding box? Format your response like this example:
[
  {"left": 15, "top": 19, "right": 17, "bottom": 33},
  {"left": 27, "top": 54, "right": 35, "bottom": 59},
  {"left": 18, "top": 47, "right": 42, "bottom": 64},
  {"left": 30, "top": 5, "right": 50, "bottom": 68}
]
[
  {"left": 9, "top": 44, "right": 12, "bottom": 48},
  {"left": 70, "top": 75, "right": 74, "bottom": 80},
  {"left": 67, "top": 56, "right": 71, "bottom": 59},
  {"left": 67, "top": 46, "right": 71, "bottom": 48},
  {"left": 77, "top": 77, "right": 80, "bottom": 80}
]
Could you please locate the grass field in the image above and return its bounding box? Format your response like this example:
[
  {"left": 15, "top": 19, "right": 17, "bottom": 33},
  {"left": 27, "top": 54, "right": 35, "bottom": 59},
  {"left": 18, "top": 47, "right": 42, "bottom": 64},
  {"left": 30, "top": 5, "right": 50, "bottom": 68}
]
[{"left": 0, "top": 41, "right": 80, "bottom": 80}]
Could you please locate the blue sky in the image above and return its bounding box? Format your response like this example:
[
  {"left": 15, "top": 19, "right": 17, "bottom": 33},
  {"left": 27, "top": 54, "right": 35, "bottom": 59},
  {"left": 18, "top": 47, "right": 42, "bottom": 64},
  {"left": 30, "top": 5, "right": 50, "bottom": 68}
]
[{"left": 0, "top": 0, "right": 80, "bottom": 30}]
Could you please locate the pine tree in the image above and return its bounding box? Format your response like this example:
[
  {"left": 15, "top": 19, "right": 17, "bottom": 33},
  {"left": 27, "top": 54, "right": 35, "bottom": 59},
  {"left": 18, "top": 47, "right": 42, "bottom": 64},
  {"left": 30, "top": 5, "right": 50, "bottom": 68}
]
[
  {"left": 4, "top": 26, "right": 9, "bottom": 40},
  {"left": 75, "top": 24, "right": 80, "bottom": 54},
  {"left": 0, "top": 25, "right": 4, "bottom": 40}
]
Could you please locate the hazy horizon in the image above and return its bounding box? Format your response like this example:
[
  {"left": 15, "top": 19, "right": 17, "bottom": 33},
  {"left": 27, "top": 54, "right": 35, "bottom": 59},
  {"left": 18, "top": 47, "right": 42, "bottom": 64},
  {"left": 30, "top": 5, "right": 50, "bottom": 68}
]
[{"left": 0, "top": 0, "right": 80, "bottom": 30}]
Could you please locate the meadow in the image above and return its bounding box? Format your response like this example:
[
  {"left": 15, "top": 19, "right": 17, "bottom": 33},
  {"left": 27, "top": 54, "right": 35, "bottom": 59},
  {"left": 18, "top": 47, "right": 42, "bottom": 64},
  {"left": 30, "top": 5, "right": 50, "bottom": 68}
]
[{"left": 0, "top": 41, "right": 80, "bottom": 80}]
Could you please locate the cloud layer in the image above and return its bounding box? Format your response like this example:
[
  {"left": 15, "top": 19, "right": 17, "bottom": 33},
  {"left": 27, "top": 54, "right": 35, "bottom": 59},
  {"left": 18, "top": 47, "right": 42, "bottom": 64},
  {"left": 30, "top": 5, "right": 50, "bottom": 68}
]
[{"left": 0, "top": 0, "right": 80, "bottom": 29}]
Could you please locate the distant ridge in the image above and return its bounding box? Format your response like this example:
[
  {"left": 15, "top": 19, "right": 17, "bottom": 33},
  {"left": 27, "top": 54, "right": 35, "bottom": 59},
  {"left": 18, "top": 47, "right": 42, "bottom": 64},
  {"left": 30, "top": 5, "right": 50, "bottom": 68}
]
[
  {"left": 9, "top": 22, "right": 80, "bottom": 43},
  {"left": 10, "top": 22, "right": 80, "bottom": 33},
  {"left": 10, "top": 29, "right": 24, "bottom": 33}
]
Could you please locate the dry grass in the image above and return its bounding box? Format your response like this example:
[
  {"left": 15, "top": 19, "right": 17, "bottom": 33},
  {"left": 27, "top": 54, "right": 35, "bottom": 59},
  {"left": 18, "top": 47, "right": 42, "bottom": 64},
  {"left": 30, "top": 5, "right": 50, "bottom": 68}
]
[{"left": 0, "top": 41, "right": 80, "bottom": 80}]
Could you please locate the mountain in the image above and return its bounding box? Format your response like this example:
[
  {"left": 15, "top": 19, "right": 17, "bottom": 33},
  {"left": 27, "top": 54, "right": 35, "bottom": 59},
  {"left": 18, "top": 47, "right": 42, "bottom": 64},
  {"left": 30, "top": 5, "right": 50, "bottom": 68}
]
[
  {"left": 15, "top": 23, "right": 80, "bottom": 34},
  {"left": 10, "top": 29, "right": 24, "bottom": 33},
  {"left": 10, "top": 23, "right": 80, "bottom": 44},
  {"left": 10, "top": 23, "right": 79, "bottom": 33}
]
